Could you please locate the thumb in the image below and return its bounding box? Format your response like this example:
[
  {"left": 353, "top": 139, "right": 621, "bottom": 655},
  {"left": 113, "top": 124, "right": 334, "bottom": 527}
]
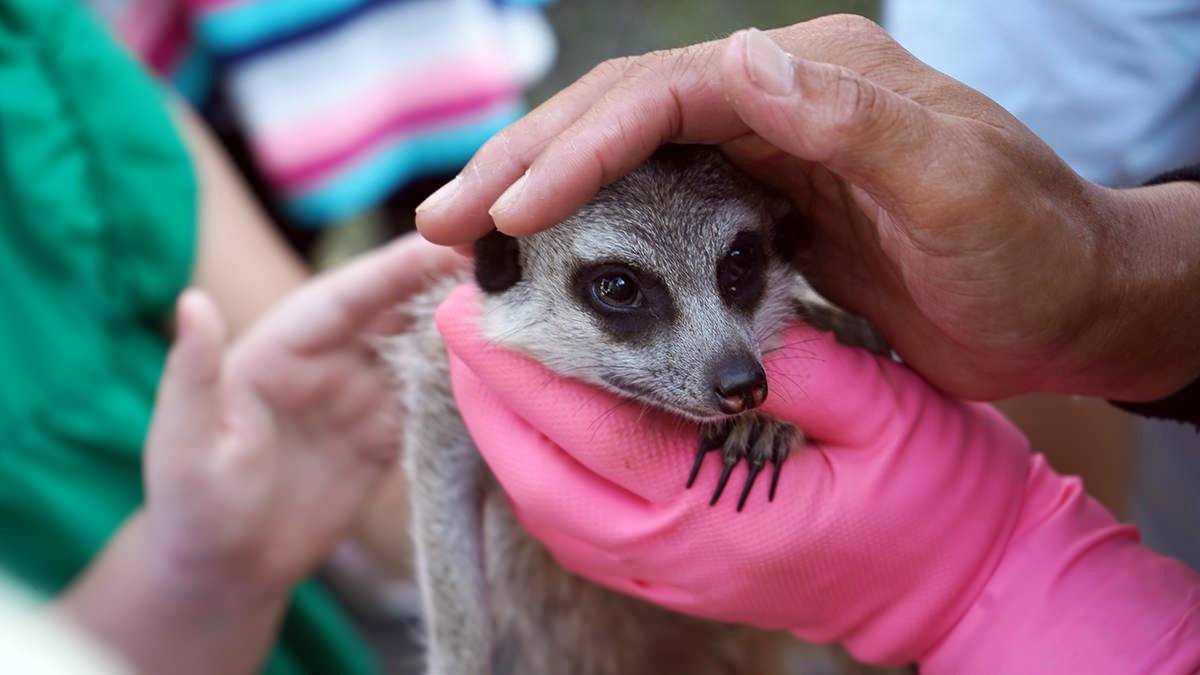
[
  {"left": 759, "top": 324, "right": 903, "bottom": 447},
  {"left": 151, "top": 289, "right": 228, "bottom": 445},
  {"left": 721, "top": 28, "right": 947, "bottom": 216}
]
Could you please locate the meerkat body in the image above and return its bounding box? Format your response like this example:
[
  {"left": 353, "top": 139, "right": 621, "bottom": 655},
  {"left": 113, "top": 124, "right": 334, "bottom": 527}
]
[{"left": 387, "top": 146, "right": 895, "bottom": 675}]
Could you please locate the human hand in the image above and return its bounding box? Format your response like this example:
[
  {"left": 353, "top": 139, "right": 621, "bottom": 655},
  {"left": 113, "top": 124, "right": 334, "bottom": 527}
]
[
  {"left": 435, "top": 285, "right": 1030, "bottom": 664},
  {"left": 436, "top": 285, "right": 1200, "bottom": 672},
  {"left": 415, "top": 17, "right": 1200, "bottom": 402},
  {"left": 143, "top": 234, "right": 462, "bottom": 602}
]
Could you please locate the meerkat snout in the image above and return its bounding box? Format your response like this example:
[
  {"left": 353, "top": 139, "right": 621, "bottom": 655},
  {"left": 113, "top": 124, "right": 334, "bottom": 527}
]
[{"left": 710, "top": 353, "right": 768, "bottom": 414}]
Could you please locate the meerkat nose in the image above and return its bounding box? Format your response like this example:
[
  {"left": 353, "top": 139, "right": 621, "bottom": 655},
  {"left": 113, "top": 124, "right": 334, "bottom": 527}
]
[{"left": 711, "top": 355, "right": 768, "bottom": 414}]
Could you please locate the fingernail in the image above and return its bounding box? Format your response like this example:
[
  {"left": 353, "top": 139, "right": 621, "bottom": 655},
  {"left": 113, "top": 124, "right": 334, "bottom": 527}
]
[
  {"left": 416, "top": 175, "right": 461, "bottom": 214},
  {"left": 489, "top": 170, "right": 529, "bottom": 218},
  {"left": 743, "top": 28, "right": 794, "bottom": 96}
]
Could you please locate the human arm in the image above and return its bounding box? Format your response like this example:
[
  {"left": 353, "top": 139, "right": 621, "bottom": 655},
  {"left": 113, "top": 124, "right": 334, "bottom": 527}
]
[
  {"left": 1104, "top": 165, "right": 1200, "bottom": 426},
  {"left": 56, "top": 235, "right": 462, "bottom": 675},
  {"left": 171, "top": 100, "right": 308, "bottom": 337},
  {"left": 415, "top": 19, "right": 1200, "bottom": 405},
  {"left": 434, "top": 285, "right": 1200, "bottom": 672}
]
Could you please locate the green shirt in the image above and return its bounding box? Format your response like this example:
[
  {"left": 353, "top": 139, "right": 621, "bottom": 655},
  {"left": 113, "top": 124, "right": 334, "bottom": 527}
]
[{"left": 0, "top": 2, "right": 374, "bottom": 672}]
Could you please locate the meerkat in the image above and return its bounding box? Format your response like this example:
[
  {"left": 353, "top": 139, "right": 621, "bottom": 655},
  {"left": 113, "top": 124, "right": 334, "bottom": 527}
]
[{"left": 386, "top": 145, "right": 897, "bottom": 675}]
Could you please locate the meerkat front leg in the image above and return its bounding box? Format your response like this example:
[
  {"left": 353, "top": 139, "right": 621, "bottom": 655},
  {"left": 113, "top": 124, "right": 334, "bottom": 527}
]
[
  {"left": 689, "top": 415, "right": 799, "bottom": 511},
  {"left": 404, "top": 402, "right": 493, "bottom": 675}
]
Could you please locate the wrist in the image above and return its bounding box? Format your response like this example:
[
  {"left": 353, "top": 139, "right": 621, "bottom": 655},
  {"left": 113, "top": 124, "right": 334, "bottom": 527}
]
[
  {"left": 1053, "top": 180, "right": 1200, "bottom": 400},
  {"left": 142, "top": 518, "right": 290, "bottom": 618},
  {"left": 59, "top": 513, "right": 288, "bottom": 675}
]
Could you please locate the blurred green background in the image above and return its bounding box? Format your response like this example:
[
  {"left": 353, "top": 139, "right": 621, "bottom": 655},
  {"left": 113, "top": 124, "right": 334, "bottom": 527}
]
[{"left": 531, "top": 0, "right": 878, "bottom": 104}]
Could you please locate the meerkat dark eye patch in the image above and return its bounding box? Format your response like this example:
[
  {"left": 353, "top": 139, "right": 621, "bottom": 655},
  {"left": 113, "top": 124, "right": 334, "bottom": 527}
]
[
  {"left": 474, "top": 230, "right": 522, "bottom": 293},
  {"left": 573, "top": 262, "right": 675, "bottom": 341},
  {"left": 772, "top": 209, "right": 805, "bottom": 263},
  {"left": 718, "top": 231, "right": 766, "bottom": 312}
]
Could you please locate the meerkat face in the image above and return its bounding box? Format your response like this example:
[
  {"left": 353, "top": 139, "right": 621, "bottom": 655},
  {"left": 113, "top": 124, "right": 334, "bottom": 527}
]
[{"left": 475, "top": 145, "right": 804, "bottom": 422}]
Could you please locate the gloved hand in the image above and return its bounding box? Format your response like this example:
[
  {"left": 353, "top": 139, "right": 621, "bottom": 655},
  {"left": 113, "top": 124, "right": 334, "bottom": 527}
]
[{"left": 436, "top": 285, "right": 1200, "bottom": 672}]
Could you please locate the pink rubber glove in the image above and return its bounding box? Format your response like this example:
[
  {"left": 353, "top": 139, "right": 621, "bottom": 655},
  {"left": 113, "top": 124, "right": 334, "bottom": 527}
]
[{"left": 436, "top": 285, "right": 1200, "bottom": 671}]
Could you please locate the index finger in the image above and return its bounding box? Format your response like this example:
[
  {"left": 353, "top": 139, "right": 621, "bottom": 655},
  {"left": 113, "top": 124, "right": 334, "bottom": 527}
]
[
  {"left": 414, "top": 15, "right": 914, "bottom": 245},
  {"left": 254, "top": 234, "right": 465, "bottom": 353},
  {"left": 418, "top": 38, "right": 743, "bottom": 244},
  {"left": 415, "top": 56, "right": 634, "bottom": 245}
]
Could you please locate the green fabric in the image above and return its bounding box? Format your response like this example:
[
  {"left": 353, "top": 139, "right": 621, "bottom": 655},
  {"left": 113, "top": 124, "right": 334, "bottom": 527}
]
[{"left": 0, "top": 2, "right": 374, "bottom": 673}]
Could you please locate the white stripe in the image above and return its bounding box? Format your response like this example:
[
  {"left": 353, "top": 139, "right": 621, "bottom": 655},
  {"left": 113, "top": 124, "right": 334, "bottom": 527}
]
[{"left": 228, "top": 0, "right": 515, "bottom": 134}]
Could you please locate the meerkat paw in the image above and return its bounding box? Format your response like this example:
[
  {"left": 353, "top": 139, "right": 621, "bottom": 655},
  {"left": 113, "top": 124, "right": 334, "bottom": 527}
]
[{"left": 687, "top": 415, "right": 799, "bottom": 511}]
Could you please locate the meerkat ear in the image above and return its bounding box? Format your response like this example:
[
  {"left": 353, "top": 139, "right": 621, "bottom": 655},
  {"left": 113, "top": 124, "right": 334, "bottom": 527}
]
[{"left": 473, "top": 229, "right": 522, "bottom": 292}]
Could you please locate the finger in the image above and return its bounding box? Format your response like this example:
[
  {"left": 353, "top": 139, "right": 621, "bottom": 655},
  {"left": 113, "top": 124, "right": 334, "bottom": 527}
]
[
  {"left": 759, "top": 322, "right": 914, "bottom": 446},
  {"left": 449, "top": 351, "right": 690, "bottom": 549},
  {"left": 437, "top": 285, "right": 706, "bottom": 504},
  {"left": 420, "top": 16, "right": 919, "bottom": 243},
  {"left": 720, "top": 28, "right": 952, "bottom": 221},
  {"left": 415, "top": 58, "right": 634, "bottom": 245},
  {"left": 256, "top": 233, "right": 465, "bottom": 353},
  {"left": 150, "top": 289, "right": 227, "bottom": 448},
  {"left": 505, "top": 515, "right": 703, "bottom": 618},
  {"left": 485, "top": 42, "right": 746, "bottom": 237}
]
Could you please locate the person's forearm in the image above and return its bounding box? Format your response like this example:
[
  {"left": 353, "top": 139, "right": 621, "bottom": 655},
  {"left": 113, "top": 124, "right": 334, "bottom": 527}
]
[
  {"left": 171, "top": 100, "right": 309, "bottom": 337},
  {"left": 1058, "top": 179, "right": 1200, "bottom": 402},
  {"left": 56, "top": 512, "right": 288, "bottom": 675},
  {"left": 921, "top": 456, "right": 1200, "bottom": 674}
]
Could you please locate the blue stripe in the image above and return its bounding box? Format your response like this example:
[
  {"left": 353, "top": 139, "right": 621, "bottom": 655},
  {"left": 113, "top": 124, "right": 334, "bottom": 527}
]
[
  {"left": 218, "top": 0, "right": 413, "bottom": 65},
  {"left": 285, "top": 103, "right": 523, "bottom": 225},
  {"left": 197, "top": 0, "right": 365, "bottom": 52},
  {"left": 170, "top": 46, "right": 216, "bottom": 104}
]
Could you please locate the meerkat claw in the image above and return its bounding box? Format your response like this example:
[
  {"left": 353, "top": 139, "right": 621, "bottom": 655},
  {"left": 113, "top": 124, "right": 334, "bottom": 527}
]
[
  {"left": 768, "top": 439, "right": 790, "bottom": 502},
  {"left": 686, "top": 448, "right": 712, "bottom": 489},
  {"left": 692, "top": 415, "right": 794, "bottom": 509},
  {"left": 736, "top": 459, "right": 764, "bottom": 512},
  {"left": 710, "top": 458, "right": 738, "bottom": 506},
  {"left": 688, "top": 422, "right": 730, "bottom": 489}
]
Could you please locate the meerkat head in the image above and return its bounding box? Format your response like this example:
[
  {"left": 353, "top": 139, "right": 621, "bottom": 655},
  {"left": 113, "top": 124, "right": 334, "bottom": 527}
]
[{"left": 473, "top": 145, "right": 806, "bottom": 422}]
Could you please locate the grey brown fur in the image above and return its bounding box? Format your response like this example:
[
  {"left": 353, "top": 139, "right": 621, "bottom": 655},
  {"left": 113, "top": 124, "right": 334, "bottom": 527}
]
[{"left": 386, "top": 146, "right": 897, "bottom": 675}]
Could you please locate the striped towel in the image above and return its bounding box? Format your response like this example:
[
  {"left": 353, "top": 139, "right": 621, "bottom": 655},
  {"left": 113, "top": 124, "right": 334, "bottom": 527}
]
[{"left": 89, "top": 0, "right": 555, "bottom": 226}]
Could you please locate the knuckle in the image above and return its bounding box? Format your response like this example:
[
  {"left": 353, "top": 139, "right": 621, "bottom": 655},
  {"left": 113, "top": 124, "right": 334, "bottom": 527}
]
[
  {"left": 477, "top": 127, "right": 519, "bottom": 163},
  {"left": 589, "top": 55, "right": 634, "bottom": 82},
  {"left": 828, "top": 13, "right": 886, "bottom": 38},
  {"left": 828, "top": 66, "right": 878, "bottom": 134},
  {"left": 640, "top": 46, "right": 682, "bottom": 67},
  {"left": 625, "top": 50, "right": 668, "bottom": 80}
]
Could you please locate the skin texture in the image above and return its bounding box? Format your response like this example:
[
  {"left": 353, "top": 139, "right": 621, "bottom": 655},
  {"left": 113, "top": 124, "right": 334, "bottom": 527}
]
[
  {"left": 57, "top": 235, "right": 463, "bottom": 675},
  {"left": 414, "top": 17, "right": 1200, "bottom": 403}
]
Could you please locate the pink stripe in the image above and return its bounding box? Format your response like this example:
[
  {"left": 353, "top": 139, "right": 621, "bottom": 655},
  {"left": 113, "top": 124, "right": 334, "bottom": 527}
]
[
  {"left": 144, "top": 4, "right": 192, "bottom": 75},
  {"left": 267, "top": 88, "right": 517, "bottom": 191},
  {"left": 252, "top": 52, "right": 513, "bottom": 176},
  {"left": 186, "top": 0, "right": 242, "bottom": 11},
  {"left": 113, "top": 0, "right": 185, "bottom": 61}
]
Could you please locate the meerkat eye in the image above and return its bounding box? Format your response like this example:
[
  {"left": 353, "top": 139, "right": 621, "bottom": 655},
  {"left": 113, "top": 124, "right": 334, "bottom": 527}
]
[
  {"left": 592, "top": 272, "right": 642, "bottom": 307},
  {"left": 725, "top": 246, "right": 753, "bottom": 283},
  {"left": 718, "top": 231, "right": 766, "bottom": 310},
  {"left": 574, "top": 262, "right": 673, "bottom": 338}
]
